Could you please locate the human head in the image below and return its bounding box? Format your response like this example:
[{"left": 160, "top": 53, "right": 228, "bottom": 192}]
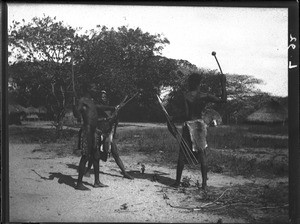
[
  {"left": 188, "top": 72, "right": 202, "bottom": 91},
  {"left": 100, "top": 90, "right": 108, "bottom": 104}
]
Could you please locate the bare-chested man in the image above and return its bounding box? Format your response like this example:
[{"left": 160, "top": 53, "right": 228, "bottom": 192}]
[
  {"left": 73, "top": 84, "right": 116, "bottom": 190},
  {"left": 83, "top": 90, "right": 133, "bottom": 180},
  {"left": 172, "top": 72, "right": 227, "bottom": 189}
]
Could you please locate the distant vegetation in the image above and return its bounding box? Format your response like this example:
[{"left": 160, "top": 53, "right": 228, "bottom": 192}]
[{"left": 8, "top": 15, "right": 287, "bottom": 131}]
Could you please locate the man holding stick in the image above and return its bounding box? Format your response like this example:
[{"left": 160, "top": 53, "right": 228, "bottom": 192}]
[
  {"left": 83, "top": 90, "right": 134, "bottom": 180},
  {"left": 73, "top": 83, "right": 116, "bottom": 190},
  {"left": 165, "top": 52, "right": 227, "bottom": 190}
]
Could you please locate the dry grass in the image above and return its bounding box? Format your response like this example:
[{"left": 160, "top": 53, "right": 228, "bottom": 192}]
[{"left": 116, "top": 124, "right": 288, "bottom": 177}]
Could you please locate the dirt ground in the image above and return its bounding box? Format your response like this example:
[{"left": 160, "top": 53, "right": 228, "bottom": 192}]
[{"left": 9, "top": 122, "right": 289, "bottom": 223}]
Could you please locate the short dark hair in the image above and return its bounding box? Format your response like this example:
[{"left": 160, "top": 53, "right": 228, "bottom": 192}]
[{"left": 188, "top": 72, "right": 202, "bottom": 90}]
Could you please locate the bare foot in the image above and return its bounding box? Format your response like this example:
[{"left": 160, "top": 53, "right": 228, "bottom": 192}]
[
  {"left": 94, "top": 182, "right": 109, "bottom": 188},
  {"left": 75, "top": 183, "right": 90, "bottom": 191},
  {"left": 123, "top": 172, "right": 134, "bottom": 180}
]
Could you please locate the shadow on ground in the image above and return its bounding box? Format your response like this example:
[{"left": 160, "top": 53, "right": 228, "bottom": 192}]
[
  {"left": 127, "top": 170, "right": 175, "bottom": 186},
  {"left": 65, "top": 164, "right": 175, "bottom": 186},
  {"left": 66, "top": 163, "right": 124, "bottom": 178},
  {"left": 31, "top": 169, "right": 93, "bottom": 189}
]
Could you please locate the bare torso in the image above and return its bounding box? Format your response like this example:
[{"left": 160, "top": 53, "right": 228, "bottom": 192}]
[
  {"left": 78, "top": 97, "right": 98, "bottom": 126},
  {"left": 184, "top": 90, "right": 222, "bottom": 121}
]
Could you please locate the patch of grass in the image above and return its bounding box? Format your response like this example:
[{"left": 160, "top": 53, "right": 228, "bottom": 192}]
[
  {"left": 117, "top": 127, "right": 176, "bottom": 152},
  {"left": 116, "top": 124, "right": 288, "bottom": 177},
  {"left": 207, "top": 126, "right": 288, "bottom": 149},
  {"left": 246, "top": 124, "right": 288, "bottom": 135},
  {"left": 206, "top": 148, "right": 288, "bottom": 177},
  {"left": 9, "top": 126, "right": 79, "bottom": 157},
  {"left": 9, "top": 126, "right": 78, "bottom": 144}
]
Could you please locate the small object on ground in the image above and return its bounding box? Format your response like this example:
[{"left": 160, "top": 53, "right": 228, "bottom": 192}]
[
  {"left": 182, "top": 177, "right": 191, "bottom": 188},
  {"left": 141, "top": 164, "right": 145, "bottom": 174},
  {"left": 120, "top": 203, "right": 128, "bottom": 210}
]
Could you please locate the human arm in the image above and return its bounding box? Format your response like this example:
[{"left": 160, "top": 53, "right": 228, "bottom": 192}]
[
  {"left": 96, "top": 104, "right": 116, "bottom": 111},
  {"left": 205, "top": 74, "right": 227, "bottom": 103}
]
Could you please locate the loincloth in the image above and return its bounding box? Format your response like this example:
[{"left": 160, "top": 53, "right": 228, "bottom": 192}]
[
  {"left": 79, "top": 122, "right": 115, "bottom": 161},
  {"left": 184, "top": 119, "right": 207, "bottom": 152},
  {"left": 79, "top": 128, "right": 109, "bottom": 161}
]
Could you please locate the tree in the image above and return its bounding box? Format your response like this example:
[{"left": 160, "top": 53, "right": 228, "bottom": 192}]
[
  {"left": 9, "top": 18, "right": 179, "bottom": 122},
  {"left": 72, "top": 25, "right": 177, "bottom": 120},
  {"left": 8, "top": 15, "right": 79, "bottom": 136}
]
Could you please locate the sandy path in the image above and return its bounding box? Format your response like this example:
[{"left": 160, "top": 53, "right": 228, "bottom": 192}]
[{"left": 9, "top": 141, "right": 256, "bottom": 223}]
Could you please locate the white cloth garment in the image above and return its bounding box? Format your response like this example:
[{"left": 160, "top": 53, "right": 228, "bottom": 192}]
[{"left": 184, "top": 119, "right": 208, "bottom": 152}]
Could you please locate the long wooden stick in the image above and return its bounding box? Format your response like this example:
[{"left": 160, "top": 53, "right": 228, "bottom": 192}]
[
  {"left": 212, "top": 51, "right": 224, "bottom": 75},
  {"left": 212, "top": 51, "right": 226, "bottom": 99},
  {"left": 156, "top": 95, "right": 199, "bottom": 165}
]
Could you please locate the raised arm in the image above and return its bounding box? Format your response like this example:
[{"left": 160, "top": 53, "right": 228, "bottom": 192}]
[{"left": 205, "top": 74, "right": 227, "bottom": 103}]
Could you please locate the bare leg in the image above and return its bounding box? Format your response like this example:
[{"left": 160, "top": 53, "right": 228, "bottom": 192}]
[
  {"left": 113, "top": 120, "right": 118, "bottom": 138},
  {"left": 84, "top": 160, "right": 93, "bottom": 177},
  {"left": 172, "top": 148, "right": 185, "bottom": 187},
  {"left": 92, "top": 157, "right": 108, "bottom": 188},
  {"left": 88, "top": 125, "right": 108, "bottom": 188},
  {"left": 172, "top": 126, "right": 190, "bottom": 187},
  {"left": 198, "top": 148, "right": 208, "bottom": 190},
  {"left": 85, "top": 130, "right": 101, "bottom": 176},
  {"left": 77, "top": 128, "right": 83, "bottom": 150},
  {"left": 87, "top": 126, "right": 108, "bottom": 188},
  {"left": 75, "top": 155, "right": 90, "bottom": 190},
  {"left": 78, "top": 127, "right": 92, "bottom": 177},
  {"left": 111, "top": 141, "right": 133, "bottom": 179}
]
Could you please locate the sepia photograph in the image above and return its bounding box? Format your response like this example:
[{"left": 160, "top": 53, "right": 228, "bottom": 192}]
[{"left": 3, "top": 2, "right": 298, "bottom": 223}]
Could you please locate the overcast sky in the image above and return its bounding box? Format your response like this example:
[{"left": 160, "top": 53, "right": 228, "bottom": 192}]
[{"left": 8, "top": 3, "right": 288, "bottom": 96}]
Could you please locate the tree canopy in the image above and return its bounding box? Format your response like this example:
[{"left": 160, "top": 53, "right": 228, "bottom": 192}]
[{"left": 8, "top": 15, "right": 271, "bottom": 124}]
